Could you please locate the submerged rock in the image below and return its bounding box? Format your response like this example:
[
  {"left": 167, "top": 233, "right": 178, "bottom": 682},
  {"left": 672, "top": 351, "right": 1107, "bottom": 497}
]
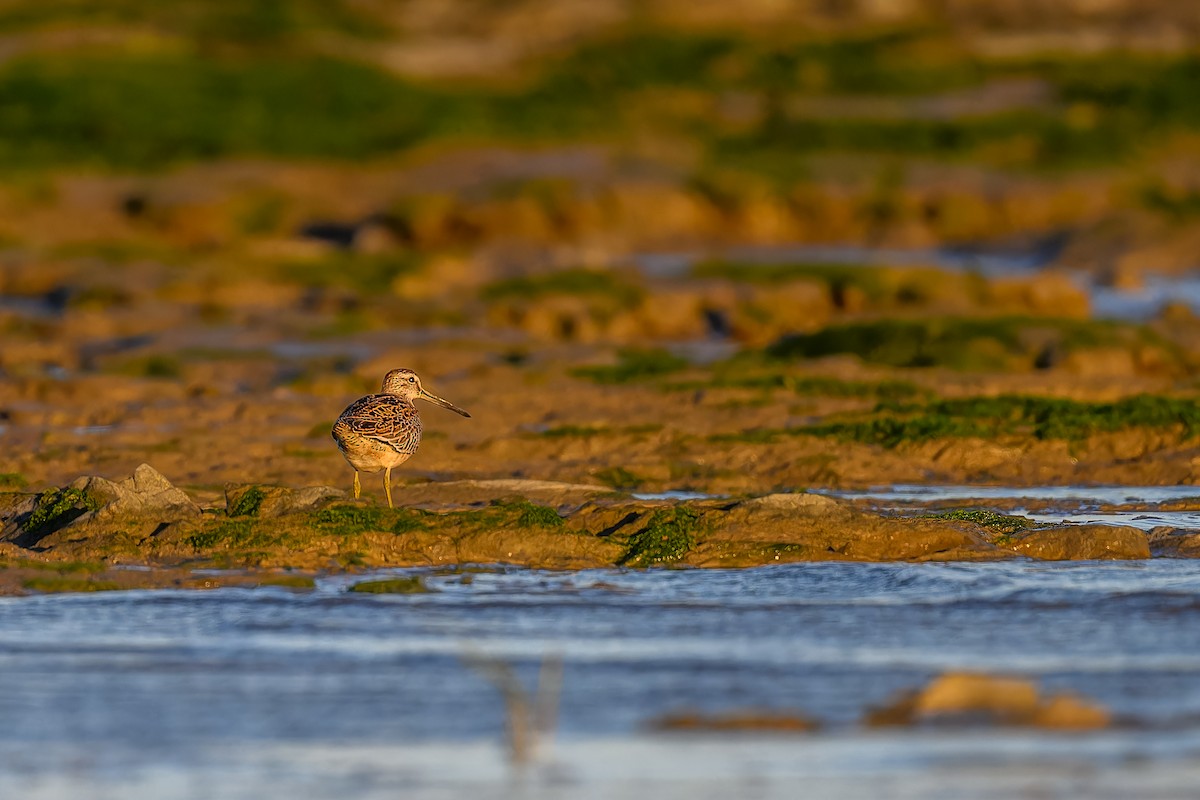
[
  {"left": 866, "top": 671, "right": 1110, "bottom": 730},
  {"left": 693, "top": 492, "right": 1001, "bottom": 566},
  {"left": 1147, "top": 526, "right": 1200, "bottom": 557},
  {"left": 1005, "top": 524, "right": 1150, "bottom": 560}
]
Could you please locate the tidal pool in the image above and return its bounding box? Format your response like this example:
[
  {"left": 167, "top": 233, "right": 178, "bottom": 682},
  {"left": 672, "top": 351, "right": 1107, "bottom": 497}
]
[{"left": 2, "top": 550, "right": 1199, "bottom": 799}]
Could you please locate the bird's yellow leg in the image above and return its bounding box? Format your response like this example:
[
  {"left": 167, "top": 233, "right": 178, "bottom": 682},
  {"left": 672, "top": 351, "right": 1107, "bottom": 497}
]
[
  {"left": 353, "top": 471, "right": 361, "bottom": 499},
  {"left": 384, "top": 466, "right": 394, "bottom": 509}
]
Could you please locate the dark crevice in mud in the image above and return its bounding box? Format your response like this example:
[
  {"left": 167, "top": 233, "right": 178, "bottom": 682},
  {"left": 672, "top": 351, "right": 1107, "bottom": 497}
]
[{"left": 595, "top": 511, "right": 641, "bottom": 538}]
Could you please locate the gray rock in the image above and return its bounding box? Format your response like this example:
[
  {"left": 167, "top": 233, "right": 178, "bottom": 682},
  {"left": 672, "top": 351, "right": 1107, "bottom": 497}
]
[
  {"left": 1147, "top": 526, "right": 1200, "bottom": 557},
  {"left": 0, "top": 493, "right": 37, "bottom": 540},
  {"left": 72, "top": 463, "right": 200, "bottom": 521}
]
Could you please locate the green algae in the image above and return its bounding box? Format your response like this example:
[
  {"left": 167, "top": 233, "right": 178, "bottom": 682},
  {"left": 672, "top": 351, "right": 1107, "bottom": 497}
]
[
  {"left": 22, "top": 576, "right": 120, "bottom": 593},
  {"left": 764, "top": 317, "right": 1170, "bottom": 371},
  {"left": 389, "top": 510, "right": 431, "bottom": 534},
  {"left": 925, "top": 509, "right": 1033, "bottom": 544},
  {"left": 572, "top": 349, "right": 690, "bottom": 384},
  {"left": 106, "top": 354, "right": 184, "bottom": 379},
  {"left": 594, "top": 466, "right": 644, "bottom": 490},
  {"left": 481, "top": 269, "right": 643, "bottom": 305},
  {"left": 0, "top": 558, "right": 104, "bottom": 574},
  {"left": 310, "top": 504, "right": 430, "bottom": 535},
  {"left": 228, "top": 486, "right": 266, "bottom": 518},
  {"left": 187, "top": 520, "right": 256, "bottom": 550},
  {"left": 665, "top": 373, "right": 924, "bottom": 401},
  {"left": 0, "top": 473, "right": 27, "bottom": 488},
  {"left": 312, "top": 504, "right": 385, "bottom": 534},
  {"left": 716, "top": 393, "right": 1200, "bottom": 448},
  {"left": 511, "top": 500, "right": 564, "bottom": 529},
  {"left": 348, "top": 576, "right": 429, "bottom": 594},
  {"left": 26, "top": 487, "right": 100, "bottom": 533},
  {"left": 539, "top": 423, "right": 662, "bottom": 438},
  {"left": 619, "top": 507, "right": 701, "bottom": 567}
]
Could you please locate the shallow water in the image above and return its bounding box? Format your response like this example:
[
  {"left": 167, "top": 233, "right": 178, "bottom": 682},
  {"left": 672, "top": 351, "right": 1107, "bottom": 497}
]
[
  {"left": 824, "top": 483, "right": 1200, "bottom": 531},
  {"left": 2, "top": 550, "right": 1200, "bottom": 799}
]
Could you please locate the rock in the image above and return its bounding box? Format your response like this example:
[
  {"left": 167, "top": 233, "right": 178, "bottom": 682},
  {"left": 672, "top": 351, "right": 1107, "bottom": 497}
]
[
  {"left": 0, "top": 493, "right": 37, "bottom": 539},
  {"left": 1030, "top": 692, "right": 1111, "bottom": 730},
  {"left": 72, "top": 464, "right": 199, "bottom": 521},
  {"left": 739, "top": 492, "right": 840, "bottom": 511},
  {"left": 1006, "top": 524, "right": 1150, "bottom": 560},
  {"left": 694, "top": 493, "right": 1000, "bottom": 565},
  {"left": 866, "top": 671, "right": 1110, "bottom": 730},
  {"left": 914, "top": 672, "right": 1040, "bottom": 721},
  {"left": 1147, "top": 526, "right": 1200, "bottom": 557},
  {"left": 224, "top": 483, "right": 344, "bottom": 518}
]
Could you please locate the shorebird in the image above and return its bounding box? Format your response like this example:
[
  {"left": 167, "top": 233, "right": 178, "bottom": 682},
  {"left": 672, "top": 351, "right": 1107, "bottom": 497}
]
[{"left": 332, "top": 369, "right": 470, "bottom": 507}]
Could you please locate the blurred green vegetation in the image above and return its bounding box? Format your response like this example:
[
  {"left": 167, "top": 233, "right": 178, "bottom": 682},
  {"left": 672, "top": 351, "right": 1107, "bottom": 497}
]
[
  {"left": 693, "top": 260, "right": 889, "bottom": 299},
  {"left": 665, "top": 373, "right": 926, "bottom": 402},
  {"left": 0, "top": 0, "right": 386, "bottom": 42},
  {"left": 717, "top": 393, "right": 1200, "bottom": 448},
  {"left": 481, "top": 269, "right": 643, "bottom": 304},
  {"left": 0, "top": 54, "right": 445, "bottom": 168},
  {"left": 572, "top": 348, "right": 690, "bottom": 384},
  {"left": 277, "top": 252, "right": 421, "bottom": 293},
  {"left": 765, "top": 317, "right": 1171, "bottom": 371},
  {"left": 0, "top": 19, "right": 1198, "bottom": 175}
]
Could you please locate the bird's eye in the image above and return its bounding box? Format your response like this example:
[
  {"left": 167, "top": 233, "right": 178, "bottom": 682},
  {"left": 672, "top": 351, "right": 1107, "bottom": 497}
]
[{"left": 409, "top": 377, "right": 415, "bottom": 383}]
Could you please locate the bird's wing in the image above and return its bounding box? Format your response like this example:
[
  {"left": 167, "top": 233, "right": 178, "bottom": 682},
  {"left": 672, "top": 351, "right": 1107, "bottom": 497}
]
[{"left": 335, "top": 395, "right": 421, "bottom": 454}]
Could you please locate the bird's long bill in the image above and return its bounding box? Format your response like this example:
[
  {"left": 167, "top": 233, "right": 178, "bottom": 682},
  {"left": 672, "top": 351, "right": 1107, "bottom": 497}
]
[{"left": 420, "top": 388, "right": 471, "bottom": 417}]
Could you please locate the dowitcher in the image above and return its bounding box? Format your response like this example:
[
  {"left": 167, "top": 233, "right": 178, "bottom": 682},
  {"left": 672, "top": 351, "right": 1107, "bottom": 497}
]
[{"left": 332, "top": 369, "right": 470, "bottom": 507}]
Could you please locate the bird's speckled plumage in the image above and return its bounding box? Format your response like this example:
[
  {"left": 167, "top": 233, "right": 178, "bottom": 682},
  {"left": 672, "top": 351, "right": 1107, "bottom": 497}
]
[
  {"left": 333, "top": 394, "right": 422, "bottom": 465},
  {"left": 331, "top": 368, "right": 470, "bottom": 507}
]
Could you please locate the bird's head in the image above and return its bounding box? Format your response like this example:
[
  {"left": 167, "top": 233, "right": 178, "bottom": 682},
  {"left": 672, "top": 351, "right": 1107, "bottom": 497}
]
[{"left": 381, "top": 369, "right": 470, "bottom": 417}]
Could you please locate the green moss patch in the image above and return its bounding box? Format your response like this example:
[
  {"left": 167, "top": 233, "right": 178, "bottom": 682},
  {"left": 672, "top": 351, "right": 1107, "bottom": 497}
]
[
  {"left": 594, "top": 466, "right": 644, "bottom": 491},
  {"left": 279, "top": 252, "right": 421, "bottom": 294},
  {"left": 539, "top": 424, "right": 662, "bottom": 438},
  {"left": 186, "top": 520, "right": 277, "bottom": 551},
  {"left": 667, "top": 372, "right": 924, "bottom": 401},
  {"left": 310, "top": 504, "right": 431, "bottom": 535},
  {"left": 26, "top": 487, "right": 100, "bottom": 533},
  {"left": 481, "top": 269, "right": 643, "bottom": 305},
  {"left": 715, "top": 393, "right": 1200, "bottom": 448},
  {"left": 573, "top": 349, "right": 690, "bottom": 384},
  {"left": 620, "top": 507, "right": 701, "bottom": 567},
  {"left": 228, "top": 487, "right": 266, "bottom": 518},
  {"left": 511, "top": 500, "right": 564, "bottom": 529},
  {"left": 925, "top": 509, "right": 1033, "bottom": 543},
  {"left": 22, "top": 576, "right": 121, "bottom": 593},
  {"left": 765, "top": 317, "right": 1167, "bottom": 371},
  {"left": 348, "top": 576, "right": 429, "bottom": 594},
  {"left": 312, "top": 504, "right": 386, "bottom": 534},
  {"left": 0, "top": 473, "right": 27, "bottom": 488}
]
